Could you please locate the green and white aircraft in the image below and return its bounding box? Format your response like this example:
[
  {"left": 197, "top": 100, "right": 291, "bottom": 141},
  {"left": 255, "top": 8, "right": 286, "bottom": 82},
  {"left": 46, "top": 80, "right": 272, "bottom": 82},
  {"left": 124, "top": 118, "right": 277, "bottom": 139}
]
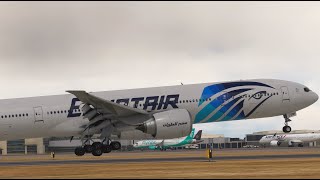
[{"left": 133, "top": 128, "right": 203, "bottom": 150}]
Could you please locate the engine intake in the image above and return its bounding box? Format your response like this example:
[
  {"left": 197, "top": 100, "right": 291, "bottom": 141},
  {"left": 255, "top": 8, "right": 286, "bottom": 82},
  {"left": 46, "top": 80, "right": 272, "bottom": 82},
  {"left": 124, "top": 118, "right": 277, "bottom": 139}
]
[{"left": 136, "top": 109, "right": 192, "bottom": 139}]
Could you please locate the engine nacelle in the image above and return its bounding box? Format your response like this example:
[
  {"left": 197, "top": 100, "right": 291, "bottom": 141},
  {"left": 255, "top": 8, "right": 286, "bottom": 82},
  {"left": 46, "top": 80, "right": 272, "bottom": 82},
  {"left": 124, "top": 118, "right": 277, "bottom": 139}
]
[
  {"left": 136, "top": 109, "right": 192, "bottom": 139},
  {"left": 270, "top": 140, "right": 281, "bottom": 146}
]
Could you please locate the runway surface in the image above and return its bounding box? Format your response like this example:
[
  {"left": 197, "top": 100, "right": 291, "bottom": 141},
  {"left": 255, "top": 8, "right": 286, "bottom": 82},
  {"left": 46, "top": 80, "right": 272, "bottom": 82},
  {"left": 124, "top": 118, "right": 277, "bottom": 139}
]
[{"left": 1, "top": 150, "right": 320, "bottom": 166}]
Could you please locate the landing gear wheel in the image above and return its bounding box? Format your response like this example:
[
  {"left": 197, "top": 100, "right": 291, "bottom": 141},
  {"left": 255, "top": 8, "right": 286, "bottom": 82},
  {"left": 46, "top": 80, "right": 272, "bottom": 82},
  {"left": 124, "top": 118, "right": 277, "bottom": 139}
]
[
  {"left": 92, "top": 142, "right": 103, "bottom": 150},
  {"left": 84, "top": 145, "right": 93, "bottom": 153},
  {"left": 103, "top": 145, "right": 112, "bottom": 153},
  {"left": 283, "top": 114, "right": 292, "bottom": 133},
  {"left": 92, "top": 148, "right": 103, "bottom": 156},
  {"left": 110, "top": 141, "right": 121, "bottom": 150},
  {"left": 283, "top": 126, "right": 291, "bottom": 133},
  {"left": 298, "top": 144, "right": 304, "bottom": 147},
  {"left": 75, "top": 147, "right": 85, "bottom": 156}
]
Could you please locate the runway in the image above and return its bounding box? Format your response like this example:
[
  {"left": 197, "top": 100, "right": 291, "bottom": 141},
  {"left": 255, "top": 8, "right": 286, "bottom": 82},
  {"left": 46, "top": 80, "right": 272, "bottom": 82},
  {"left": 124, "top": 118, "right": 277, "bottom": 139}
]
[
  {"left": 1, "top": 148, "right": 320, "bottom": 178},
  {"left": 1, "top": 151, "right": 320, "bottom": 166}
]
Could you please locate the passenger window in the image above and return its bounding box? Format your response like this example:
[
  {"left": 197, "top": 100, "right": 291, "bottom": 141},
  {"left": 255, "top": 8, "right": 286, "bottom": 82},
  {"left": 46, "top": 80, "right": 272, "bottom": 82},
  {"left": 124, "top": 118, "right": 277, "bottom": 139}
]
[
  {"left": 19, "top": 114, "right": 21, "bottom": 117},
  {"left": 16, "top": 114, "right": 17, "bottom": 117},
  {"left": 5, "top": 115, "right": 7, "bottom": 118},
  {"left": 23, "top": 114, "right": 25, "bottom": 117},
  {"left": 186, "top": 100, "right": 189, "bottom": 103},
  {"left": 196, "top": 99, "right": 198, "bottom": 102},
  {"left": 9, "top": 115, "right": 10, "bottom": 118},
  {"left": 209, "top": 98, "right": 211, "bottom": 101},
  {"left": 183, "top": 100, "right": 185, "bottom": 103}
]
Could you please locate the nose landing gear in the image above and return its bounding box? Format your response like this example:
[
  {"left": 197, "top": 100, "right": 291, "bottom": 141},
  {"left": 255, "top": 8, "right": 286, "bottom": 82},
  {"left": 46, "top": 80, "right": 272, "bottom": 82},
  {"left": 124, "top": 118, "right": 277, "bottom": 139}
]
[{"left": 283, "top": 114, "right": 292, "bottom": 133}]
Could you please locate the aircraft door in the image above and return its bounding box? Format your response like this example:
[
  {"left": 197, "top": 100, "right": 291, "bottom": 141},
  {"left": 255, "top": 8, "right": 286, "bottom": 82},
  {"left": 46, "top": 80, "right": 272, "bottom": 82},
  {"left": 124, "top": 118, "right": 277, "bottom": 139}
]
[
  {"left": 280, "top": 86, "right": 290, "bottom": 101},
  {"left": 34, "top": 106, "right": 44, "bottom": 123}
]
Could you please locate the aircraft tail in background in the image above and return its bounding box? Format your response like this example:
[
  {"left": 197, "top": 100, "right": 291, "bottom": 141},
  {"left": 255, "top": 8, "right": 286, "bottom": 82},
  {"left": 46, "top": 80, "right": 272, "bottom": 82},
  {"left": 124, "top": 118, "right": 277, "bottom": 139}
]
[{"left": 193, "top": 130, "right": 202, "bottom": 140}]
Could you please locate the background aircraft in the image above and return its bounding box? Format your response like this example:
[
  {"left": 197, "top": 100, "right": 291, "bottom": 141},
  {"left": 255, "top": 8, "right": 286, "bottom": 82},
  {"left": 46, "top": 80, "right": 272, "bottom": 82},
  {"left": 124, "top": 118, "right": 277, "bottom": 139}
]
[
  {"left": 259, "top": 133, "right": 320, "bottom": 147},
  {"left": 133, "top": 128, "right": 203, "bottom": 150}
]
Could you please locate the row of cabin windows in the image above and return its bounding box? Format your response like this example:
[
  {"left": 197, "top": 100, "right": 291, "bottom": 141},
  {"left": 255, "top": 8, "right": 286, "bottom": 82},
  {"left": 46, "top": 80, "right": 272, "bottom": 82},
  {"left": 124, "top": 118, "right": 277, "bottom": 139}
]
[
  {"left": 1, "top": 92, "right": 282, "bottom": 118},
  {"left": 47, "top": 109, "right": 81, "bottom": 115},
  {"left": 1, "top": 109, "right": 83, "bottom": 119},
  {"left": 120, "top": 92, "right": 280, "bottom": 107},
  {"left": 1, "top": 113, "right": 28, "bottom": 119},
  {"left": 176, "top": 92, "right": 280, "bottom": 104}
]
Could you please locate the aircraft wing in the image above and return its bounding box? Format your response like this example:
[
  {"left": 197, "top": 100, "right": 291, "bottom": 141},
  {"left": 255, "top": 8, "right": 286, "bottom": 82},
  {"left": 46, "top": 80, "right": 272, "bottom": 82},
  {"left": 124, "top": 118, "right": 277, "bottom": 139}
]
[
  {"left": 67, "top": 90, "right": 150, "bottom": 139},
  {"left": 67, "top": 90, "right": 149, "bottom": 117}
]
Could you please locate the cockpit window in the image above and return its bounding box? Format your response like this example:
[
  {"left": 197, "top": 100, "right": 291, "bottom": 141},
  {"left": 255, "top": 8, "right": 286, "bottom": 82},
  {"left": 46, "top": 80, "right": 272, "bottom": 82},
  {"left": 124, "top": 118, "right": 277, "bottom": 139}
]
[{"left": 304, "top": 87, "right": 311, "bottom": 92}]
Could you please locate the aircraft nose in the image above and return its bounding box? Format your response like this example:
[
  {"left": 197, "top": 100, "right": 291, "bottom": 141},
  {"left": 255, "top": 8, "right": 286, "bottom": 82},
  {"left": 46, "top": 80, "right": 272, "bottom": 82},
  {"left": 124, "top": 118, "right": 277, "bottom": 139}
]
[
  {"left": 312, "top": 91, "right": 319, "bottom": 103},
  {"left": 314, "top": 92, "right": 319, "bottom": 102}
]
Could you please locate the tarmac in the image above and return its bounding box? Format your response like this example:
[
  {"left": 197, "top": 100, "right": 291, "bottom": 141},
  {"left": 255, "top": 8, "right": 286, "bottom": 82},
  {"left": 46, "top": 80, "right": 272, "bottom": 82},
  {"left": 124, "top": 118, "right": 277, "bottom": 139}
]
[
  {"left": 1, "top": 147, "right": 320, "bottom": 166},
  {"left": 1, "top": 147, "right": 320, "bottom": 178}
]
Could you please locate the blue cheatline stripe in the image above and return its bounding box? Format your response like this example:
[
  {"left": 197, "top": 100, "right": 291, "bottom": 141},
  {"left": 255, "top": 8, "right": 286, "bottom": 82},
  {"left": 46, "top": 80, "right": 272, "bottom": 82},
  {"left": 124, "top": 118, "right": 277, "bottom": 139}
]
[
  {"left": 195, "top": 88, "right": 251, "bottom": 123},
  {"left": 235, "top": 111, "right": 246, "bottom": 120},
  {"left": 245, "top": 95, "right": 272, "bottom": 118},
  {"left": 198, "top": 81, "right": 274, "bottom": 106},
  {"left": 222, "top": 82, "right": 274, "bottom": 89},
  {"left": 198, "top": 84, "right": 223, "bottom": 106},
  {"left": 221, "top": 99, "right": 245, "bottom": 121},
  {"left": 207, "top": 96, "right": 242, "bottom": 122}
]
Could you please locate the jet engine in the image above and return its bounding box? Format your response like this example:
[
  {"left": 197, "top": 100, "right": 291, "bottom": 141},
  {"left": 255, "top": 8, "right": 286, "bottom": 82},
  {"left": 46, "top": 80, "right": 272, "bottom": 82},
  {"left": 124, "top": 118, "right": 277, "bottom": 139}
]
[
  {"left": 136, "top": 109, "right": 192, "bottom": 139},
  {"left": 270, "top": 140, "right": 281, "bottom": 146}
]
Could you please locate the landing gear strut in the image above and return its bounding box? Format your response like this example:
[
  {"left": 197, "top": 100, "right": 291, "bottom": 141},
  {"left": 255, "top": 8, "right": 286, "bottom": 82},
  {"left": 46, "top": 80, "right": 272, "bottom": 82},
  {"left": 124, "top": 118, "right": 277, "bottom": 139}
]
[
  {"left": 283, "top": 114, "right": 292, "bottom": 133},
  {"left": 73, "top": 138, "right": 122, "bottom": 156}
]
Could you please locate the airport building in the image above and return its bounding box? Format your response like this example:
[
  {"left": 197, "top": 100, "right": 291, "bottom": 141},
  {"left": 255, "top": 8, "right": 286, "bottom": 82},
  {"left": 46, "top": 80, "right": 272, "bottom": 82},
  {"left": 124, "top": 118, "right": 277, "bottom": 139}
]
[{"left": 1, "top": 129, "right": 320, "bottom": 155}]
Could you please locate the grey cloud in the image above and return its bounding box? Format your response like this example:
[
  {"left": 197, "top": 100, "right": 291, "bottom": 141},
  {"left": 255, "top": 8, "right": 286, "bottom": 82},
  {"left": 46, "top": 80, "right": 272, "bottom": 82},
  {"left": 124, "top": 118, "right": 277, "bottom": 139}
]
[{"left": 0, "top": 2, "right": 319, "bottom": 137}]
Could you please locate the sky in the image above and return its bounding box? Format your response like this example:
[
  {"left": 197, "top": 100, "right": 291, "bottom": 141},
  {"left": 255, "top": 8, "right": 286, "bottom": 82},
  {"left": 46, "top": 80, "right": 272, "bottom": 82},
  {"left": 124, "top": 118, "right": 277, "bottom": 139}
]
[{"left": 0, "top": 2, "right": 320, "bottom": 138}]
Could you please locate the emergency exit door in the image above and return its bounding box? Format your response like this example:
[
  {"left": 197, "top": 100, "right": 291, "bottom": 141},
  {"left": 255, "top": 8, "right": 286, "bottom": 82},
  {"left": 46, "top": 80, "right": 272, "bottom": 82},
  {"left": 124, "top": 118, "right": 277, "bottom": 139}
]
[
  {"left": 280, "top": 86, "right": 290, "bottom": 101},
  {"left": 34, "top": 106, "right": 44, "bottom": 123}
]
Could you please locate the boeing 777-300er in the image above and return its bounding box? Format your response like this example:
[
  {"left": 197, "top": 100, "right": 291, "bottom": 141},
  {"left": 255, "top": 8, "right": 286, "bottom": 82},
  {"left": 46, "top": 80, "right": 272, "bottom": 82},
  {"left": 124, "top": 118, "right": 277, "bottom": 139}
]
[
  {"left": 133, "top": 128, "right": 203, "bottom": 150},
  {"left": 0, "top": 79, "right": 317, "bottom": 156},
  {"left": 259, "top": 132, "right": 320, "bottom": 147}
]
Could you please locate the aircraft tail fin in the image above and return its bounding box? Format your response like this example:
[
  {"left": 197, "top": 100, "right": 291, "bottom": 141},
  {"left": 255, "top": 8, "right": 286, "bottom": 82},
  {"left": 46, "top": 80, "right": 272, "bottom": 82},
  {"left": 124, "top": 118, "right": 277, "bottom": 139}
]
[
  {"left": 188, "top": 128, "right": 195, "bottom": 139},
  {"left": 193, "top": 130, "right": 202, "bottom": 140}
]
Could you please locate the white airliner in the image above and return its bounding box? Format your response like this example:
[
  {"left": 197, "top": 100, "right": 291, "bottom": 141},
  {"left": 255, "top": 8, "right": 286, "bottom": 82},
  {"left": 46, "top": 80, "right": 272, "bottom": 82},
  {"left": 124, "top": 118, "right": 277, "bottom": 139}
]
[
  {"left": 133, "top": 128, "right": 203, "bottom": 150},
  {"left": 259, "top": 133, "right": 320, "bottom": 147},
  {"left": 0, "top": 79, "right": 317, "bottom": 156}
]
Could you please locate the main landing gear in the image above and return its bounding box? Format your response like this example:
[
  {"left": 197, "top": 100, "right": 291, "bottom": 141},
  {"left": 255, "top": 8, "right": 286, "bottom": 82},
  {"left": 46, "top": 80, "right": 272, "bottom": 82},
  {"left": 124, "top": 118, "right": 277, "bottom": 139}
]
[
  {"left": 283, "top": 114, "right": 292, "bottom": 133},
  {"left": 74, "top": 140, "right": 121, "bottom": 156}
]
